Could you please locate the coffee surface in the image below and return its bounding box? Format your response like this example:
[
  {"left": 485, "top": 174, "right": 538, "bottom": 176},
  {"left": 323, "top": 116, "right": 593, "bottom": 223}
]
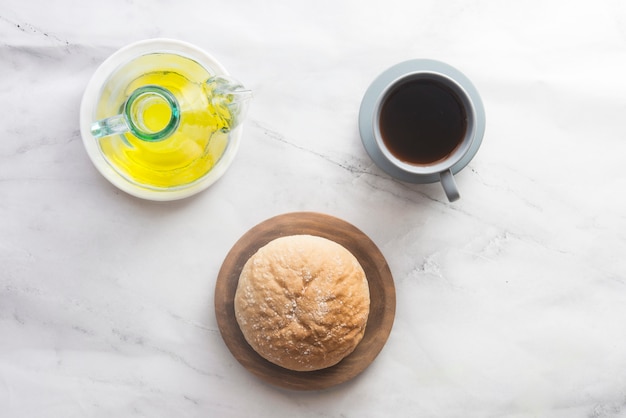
[{"left": 379, "top": 79, "right": 467, "bottom": 165}]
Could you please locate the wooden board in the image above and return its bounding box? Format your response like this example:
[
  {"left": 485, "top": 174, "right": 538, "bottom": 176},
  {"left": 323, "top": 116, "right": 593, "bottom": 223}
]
[{"left": 214, "top": 212, "right": 396, "bottom": 391}]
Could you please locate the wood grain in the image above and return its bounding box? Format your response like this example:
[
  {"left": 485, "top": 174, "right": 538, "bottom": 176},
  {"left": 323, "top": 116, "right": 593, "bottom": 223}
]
[{"left": 214, "top": 212, "right": 396, "bottom": 391}]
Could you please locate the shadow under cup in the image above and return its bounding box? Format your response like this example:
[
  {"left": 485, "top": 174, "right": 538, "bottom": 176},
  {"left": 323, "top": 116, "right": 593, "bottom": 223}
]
[{"left": 359, "top": 59, "right": 485, "bottom": 202}]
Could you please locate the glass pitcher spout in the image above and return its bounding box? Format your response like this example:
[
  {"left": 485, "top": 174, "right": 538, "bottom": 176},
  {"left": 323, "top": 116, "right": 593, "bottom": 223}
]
[{"left": 91, "top": 85, "right": 181, "bottom": 141}]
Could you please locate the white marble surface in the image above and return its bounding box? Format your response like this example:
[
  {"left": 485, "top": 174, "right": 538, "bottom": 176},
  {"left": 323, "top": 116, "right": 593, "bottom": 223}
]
[{"left": 2, "top": 0, "right": 626, "bottom": 417}]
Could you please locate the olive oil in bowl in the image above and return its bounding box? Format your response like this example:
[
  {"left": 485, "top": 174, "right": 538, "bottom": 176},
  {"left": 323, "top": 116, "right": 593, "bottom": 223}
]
[{"left": 95, "top": 53, "right": 238, "bottom": 189}]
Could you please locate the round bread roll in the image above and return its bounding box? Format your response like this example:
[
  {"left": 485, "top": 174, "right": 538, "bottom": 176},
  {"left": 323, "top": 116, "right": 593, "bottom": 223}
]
[{"left": 234, "top": 234, "right": 370, "bottom": 371}]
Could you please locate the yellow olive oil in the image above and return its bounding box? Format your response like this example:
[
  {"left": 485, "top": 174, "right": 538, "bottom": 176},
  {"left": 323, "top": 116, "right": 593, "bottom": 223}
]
[{"left": 96, "top": 53, "right": 229, "bottom": 189}]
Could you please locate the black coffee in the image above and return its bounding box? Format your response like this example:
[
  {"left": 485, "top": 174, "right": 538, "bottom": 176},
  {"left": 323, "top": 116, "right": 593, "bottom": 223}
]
[{"left": 379, "top": 79, "right": 467, "bottom": 165}]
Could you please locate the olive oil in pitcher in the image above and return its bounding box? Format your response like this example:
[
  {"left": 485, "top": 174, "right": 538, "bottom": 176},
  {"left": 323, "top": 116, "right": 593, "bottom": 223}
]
[{"left": 94, "top": 53, "right": 243, "bottom": 189}]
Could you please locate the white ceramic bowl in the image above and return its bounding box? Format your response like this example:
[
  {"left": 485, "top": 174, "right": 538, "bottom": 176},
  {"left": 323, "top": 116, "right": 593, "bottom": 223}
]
[{"left": 80, "top": 38, "right": 245, "bottom": 201}]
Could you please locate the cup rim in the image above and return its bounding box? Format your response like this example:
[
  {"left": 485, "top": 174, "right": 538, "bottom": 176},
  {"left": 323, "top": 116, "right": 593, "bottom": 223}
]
[
  {"left": 358, "top": 59, "right": 486, "bottom": 184},
  {"left": 372, "top": 72, "right": 476, "bottom": 175}
]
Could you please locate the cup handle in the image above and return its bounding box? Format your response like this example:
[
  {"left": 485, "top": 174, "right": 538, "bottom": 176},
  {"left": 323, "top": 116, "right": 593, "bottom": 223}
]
[{"left": 440, "top": 169, "right": 460, "bottom": 202}]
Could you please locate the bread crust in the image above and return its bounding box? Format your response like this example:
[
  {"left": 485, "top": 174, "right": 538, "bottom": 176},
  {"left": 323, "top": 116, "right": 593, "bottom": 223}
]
[{"left": 234, "top": 235, "right": 370, "bottom": 371}]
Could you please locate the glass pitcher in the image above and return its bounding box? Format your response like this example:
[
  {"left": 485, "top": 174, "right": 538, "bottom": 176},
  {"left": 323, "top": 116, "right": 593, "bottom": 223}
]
[{"left": 80, "top": 39, "right": 252, "bottom": 200}]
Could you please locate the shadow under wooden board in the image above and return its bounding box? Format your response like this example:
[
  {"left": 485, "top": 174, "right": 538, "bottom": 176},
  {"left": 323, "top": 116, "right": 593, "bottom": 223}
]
[{"left": 214, "top": 212, "right": 396, "bottom": 391}]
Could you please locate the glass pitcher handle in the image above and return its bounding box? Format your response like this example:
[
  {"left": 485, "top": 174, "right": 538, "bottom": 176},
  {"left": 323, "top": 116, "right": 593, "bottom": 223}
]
[{"left": 204, "top": 76, "right": 252, "bottom": 133}]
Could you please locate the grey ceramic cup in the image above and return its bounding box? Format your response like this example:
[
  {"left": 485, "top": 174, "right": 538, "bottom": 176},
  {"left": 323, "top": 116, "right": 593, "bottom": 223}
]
[{"left": 359, "top": 59, "right": 485, "bottom": 202}]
